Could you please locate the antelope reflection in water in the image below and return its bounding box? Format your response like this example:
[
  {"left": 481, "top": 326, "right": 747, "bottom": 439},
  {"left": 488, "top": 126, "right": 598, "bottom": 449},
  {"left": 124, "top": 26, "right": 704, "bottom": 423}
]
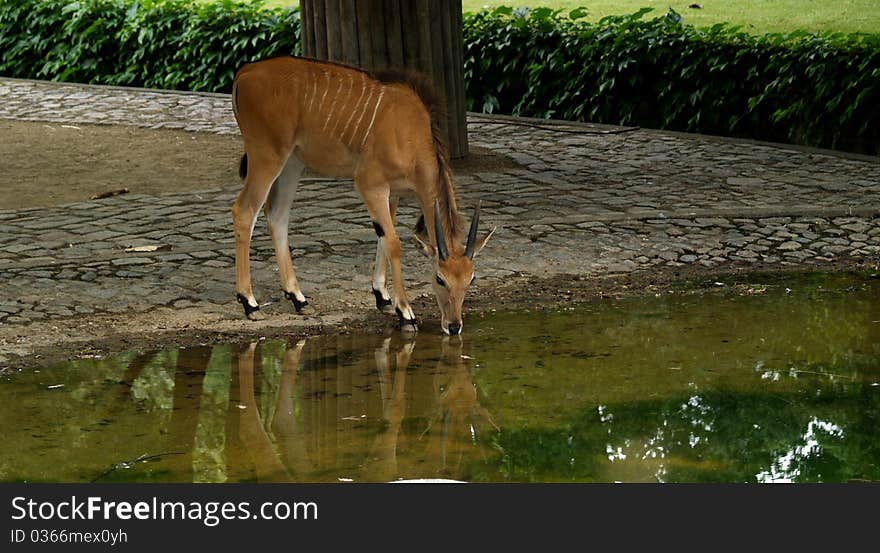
[{"left": 231, "top": 335, "right": 496, "bottom": 482}]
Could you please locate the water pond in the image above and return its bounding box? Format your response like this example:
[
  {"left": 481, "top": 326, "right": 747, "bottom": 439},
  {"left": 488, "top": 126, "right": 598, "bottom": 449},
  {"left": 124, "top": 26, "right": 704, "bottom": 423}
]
[{"left": 1, "top": 272, "right": 878, "bottom": 483}]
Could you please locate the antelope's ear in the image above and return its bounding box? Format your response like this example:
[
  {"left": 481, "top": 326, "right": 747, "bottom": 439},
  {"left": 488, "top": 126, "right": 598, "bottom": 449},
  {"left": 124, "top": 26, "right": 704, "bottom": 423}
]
[
  {"left": 470, "top": 226, "right": 497, "bottom": 259},
  {"left": 412, "top": 234, "right": 436, "bottom": 258}
]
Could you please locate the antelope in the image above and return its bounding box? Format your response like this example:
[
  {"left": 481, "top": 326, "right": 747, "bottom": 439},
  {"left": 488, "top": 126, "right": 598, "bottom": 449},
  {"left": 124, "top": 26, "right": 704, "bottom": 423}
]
[{"left": 231, "top": 56, "right": 494, "bottom": 335}]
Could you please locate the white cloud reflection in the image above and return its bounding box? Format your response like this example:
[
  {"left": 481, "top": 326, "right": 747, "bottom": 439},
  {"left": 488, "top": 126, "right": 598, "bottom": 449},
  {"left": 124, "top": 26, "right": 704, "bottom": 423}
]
[{"left": 756, "top": 417, "right": 844, "bottom": 483}]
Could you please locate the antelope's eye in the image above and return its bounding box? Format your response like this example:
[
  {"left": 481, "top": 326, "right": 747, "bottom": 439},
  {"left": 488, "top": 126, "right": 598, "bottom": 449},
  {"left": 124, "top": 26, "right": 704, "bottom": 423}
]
[{"left": 436, "top": 275, "right": 446, "bottom": 287}]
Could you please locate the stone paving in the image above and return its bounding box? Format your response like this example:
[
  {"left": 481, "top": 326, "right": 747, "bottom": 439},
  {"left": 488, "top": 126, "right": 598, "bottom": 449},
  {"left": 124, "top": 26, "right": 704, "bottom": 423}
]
[{"left": 1, "top": 77, "right": 879, "bottom": 332}]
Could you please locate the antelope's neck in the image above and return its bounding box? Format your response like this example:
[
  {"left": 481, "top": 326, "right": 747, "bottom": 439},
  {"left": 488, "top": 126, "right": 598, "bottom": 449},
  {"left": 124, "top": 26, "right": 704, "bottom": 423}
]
[{"left": 436, "top": 195, "right": 464, "bottom": 254}]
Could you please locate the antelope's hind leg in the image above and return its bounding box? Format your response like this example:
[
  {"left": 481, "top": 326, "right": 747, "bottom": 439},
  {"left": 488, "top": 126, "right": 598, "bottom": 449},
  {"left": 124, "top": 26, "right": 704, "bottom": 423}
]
[
  {"left": 232, "top": 151, "right": 286, "bottom": 320},
  {"left": 264, "top": 156, "right": 314, "bottom": 315}
]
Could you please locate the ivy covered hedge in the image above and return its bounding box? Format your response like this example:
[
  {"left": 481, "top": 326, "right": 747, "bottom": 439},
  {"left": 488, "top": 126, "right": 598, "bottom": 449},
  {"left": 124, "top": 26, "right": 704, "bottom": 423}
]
[
  {"left": 0, "top": 0, "right": 299, "bottom": 91},
  {"left": 1, "top": 0, "right": 878, "bottom": 154},
  {"left": 465, "top": 7, "right": 880, "bottom": 154}
]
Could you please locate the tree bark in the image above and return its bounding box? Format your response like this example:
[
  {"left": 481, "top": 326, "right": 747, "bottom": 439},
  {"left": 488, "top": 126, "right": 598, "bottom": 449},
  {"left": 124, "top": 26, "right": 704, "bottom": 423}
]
[{"left": 300, "top": 0, "right": 468, "bottom": 158}]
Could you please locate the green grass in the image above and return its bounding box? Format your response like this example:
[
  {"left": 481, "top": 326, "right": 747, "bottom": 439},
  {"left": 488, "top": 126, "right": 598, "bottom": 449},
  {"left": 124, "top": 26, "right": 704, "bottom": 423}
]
[
  {"left": 459, "top": 0, "right": 880, "bottom": 34},
  {"left": 254, "top": 1, "right": 879, "bottom": 35}
]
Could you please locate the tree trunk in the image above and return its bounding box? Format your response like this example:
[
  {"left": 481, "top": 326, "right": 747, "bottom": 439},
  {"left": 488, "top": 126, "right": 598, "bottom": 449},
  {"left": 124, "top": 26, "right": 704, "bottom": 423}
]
[{"left": 300, "top": 0, "right": 468, "bottom": 158}]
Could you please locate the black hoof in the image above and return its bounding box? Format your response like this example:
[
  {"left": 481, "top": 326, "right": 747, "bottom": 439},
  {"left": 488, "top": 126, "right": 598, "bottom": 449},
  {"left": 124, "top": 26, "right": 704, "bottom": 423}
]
[
  {"left": 372, "top": 288, "right": 393, "bottom": 313},
  {"left": 236, "top": 293, "right": 261, "bottom": 320},
  {"left": 284, "top": 291, "right": 313, "bottom": 314},
  {"left": 396, "top": 307, "right": 418, "bottom": 332}
]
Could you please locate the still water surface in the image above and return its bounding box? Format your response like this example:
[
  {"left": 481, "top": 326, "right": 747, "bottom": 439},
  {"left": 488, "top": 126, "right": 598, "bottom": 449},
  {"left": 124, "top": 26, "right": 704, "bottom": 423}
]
[{"left": 2, "top": 272, "right": 878, "bottom": 482}]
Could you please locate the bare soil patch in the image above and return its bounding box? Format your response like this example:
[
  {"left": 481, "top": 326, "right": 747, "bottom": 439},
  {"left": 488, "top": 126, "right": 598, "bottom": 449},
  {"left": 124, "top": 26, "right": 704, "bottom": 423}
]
[
  {"left": 1, "top": 120, "right": 242, "bottom": 209},
  {"left": 0, "top": 119, "right": 518, "bottom": 209}
]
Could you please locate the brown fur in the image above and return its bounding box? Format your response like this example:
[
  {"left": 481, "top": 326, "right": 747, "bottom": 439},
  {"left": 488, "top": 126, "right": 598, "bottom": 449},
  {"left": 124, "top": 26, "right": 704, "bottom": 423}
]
[
  {"left": 230, "top": 55, "right": 492, "bottom": 333},
  {"left": 373, "top": 68, "right": 463, "bottom": 242}
]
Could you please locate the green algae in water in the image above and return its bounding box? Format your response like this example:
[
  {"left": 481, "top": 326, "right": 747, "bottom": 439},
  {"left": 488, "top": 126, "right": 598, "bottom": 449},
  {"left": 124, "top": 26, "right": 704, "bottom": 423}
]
[{"left": 1, "top": 272, "right": 878, "bottom": 482}]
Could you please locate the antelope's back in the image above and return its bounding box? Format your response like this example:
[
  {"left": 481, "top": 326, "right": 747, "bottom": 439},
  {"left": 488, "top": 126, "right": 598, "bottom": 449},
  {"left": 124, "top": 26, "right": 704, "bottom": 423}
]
[{"left": 234, "top": 57, "right": 436, "bottom": 177}]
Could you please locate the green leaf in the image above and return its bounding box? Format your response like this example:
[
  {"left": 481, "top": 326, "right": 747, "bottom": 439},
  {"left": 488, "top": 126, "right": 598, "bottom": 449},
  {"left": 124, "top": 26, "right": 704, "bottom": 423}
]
[{"left": 569, "top": 7, "right": 588, "bottom": 21}]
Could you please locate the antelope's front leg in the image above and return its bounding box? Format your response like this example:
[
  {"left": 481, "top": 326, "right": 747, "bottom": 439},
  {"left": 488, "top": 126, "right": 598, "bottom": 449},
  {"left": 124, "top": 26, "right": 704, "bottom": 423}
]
[
  {"left": 381, "top": 227, "right": 417, "bottom": 331},
  {"left": 371, "top": 196, "right": 399, "bottom": 314},
  {"left": 371, "top": 238, "right": 394, "bottom": 313},
  {"left": 356, "top": 180, "right": 417, "bottom": 332}
]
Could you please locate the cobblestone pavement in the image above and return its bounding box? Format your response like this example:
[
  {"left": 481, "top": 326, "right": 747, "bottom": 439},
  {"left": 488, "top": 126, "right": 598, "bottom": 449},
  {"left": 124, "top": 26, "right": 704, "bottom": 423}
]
[{"left": 1, "top": 78, "right": 879, "bottom": 345}]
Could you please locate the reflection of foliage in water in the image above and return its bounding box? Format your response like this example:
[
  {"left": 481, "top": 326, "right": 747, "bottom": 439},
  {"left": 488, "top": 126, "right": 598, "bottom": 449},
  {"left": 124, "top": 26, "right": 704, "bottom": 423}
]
[
  {"left": 129, "top": 350, "right": 177, "bottom": 434},
  {"left": 130, "top": 350, "right": 176, "bottom": 410},
  {"left": 0, "top": 351, "right": 177, "bottom": 481},
  {"left": 466, "top": 273, "right": 880, "bottom": 482},
  {"left": 470, "top": 380, "right": 880, "bottom": 482},
  {"left": 193, "top": 346, "right": 231, "bottom": 483},
  {"left": 3, "top": 272, "right": 878, "bottom": 483},
  {"left": 476, "top": 273, "right": 880, "bottom": 421}
]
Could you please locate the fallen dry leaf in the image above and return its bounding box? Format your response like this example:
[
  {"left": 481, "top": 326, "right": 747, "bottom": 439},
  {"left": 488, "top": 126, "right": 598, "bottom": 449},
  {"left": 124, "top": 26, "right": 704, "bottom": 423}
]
[
  {"left": 124, "top": 244, "right": 171, "bottom": 253},
  {"left": 90, "top": 188, "right": 130, "bottom": 200}
]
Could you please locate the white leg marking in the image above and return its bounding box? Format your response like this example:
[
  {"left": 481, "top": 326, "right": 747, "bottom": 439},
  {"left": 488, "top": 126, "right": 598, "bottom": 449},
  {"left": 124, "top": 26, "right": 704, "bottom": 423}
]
[
  {"left": 360, "top": 86, "right": 385, "bottom": 148},
  {"left": 397, "top": 303, "right": 416, "bottom": 321},
  {"left": 249, "top": 213, "right": 259, "bottom": 237},
  {"left": 267, "top": 158, "right": 309, "bottom": 301},
  {"left": 266, "top": 159, "right": 303, "bottom": 229},
  {"left": 244, "top": 160, "right": 287, "bottom": 263},
  {"left": 372, "top": 238, "right": 390, "bottom": 299}
]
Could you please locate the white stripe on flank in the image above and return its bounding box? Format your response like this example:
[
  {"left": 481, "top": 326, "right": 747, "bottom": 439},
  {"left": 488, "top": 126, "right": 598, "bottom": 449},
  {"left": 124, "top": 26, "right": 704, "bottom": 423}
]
[
  {"left": 306, "top": 68, "right": 319, "bottom": 112},
  {"left": 330, "top": 72, "right": 354, "bottom": 135},
  {"left": 322, "top": 75, "right": 345, "bottom": 131},
  {"left": 316, "top": 70, "right": 331, "bottom": 114},
  {"left": 360, "top": 85, "right": 385, "bottom": 148},
  {"left": 340, "top": 73, "right": 367, "bottom": 145},
  {"left": 349, "top": 84, "right": 375, "bottom": 145}
]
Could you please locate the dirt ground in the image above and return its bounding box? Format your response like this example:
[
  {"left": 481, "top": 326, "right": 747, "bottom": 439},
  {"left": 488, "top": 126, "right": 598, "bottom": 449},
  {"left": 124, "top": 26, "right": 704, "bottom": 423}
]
[{"left": 0, "top": 119, "right": 517, "bottom": 209}]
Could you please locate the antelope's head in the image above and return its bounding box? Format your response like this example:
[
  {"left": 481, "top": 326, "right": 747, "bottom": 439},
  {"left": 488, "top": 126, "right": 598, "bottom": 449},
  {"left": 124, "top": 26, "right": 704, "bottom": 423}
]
[{"left": 415, "top": 202, "right": 495, "bottom": 336}]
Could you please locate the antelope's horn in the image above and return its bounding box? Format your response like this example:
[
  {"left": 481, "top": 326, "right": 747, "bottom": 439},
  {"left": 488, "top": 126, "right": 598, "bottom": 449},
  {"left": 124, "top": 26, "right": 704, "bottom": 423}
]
[
  {"left": 465, "top": 201, "right": 481, "bottom": 259},
  {"left": 434, "top": 200, "right": 449, "bottom": 261}
]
